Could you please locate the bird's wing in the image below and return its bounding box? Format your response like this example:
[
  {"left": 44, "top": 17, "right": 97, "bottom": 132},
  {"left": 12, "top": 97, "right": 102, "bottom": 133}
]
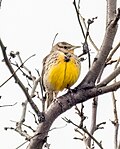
[{"left": 41, "top": 54, "right": 50, "bottom": 92}]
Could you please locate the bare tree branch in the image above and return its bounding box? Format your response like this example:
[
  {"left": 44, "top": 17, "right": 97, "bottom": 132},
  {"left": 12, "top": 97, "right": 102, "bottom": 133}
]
[
  {"left": 0, "top": 54, "right": 35, "bottom": 87},
  {"left": 111, "top": 57, "right": 120, "bottom": 149},
  {"left": 98, "top": 66, "right": 120, "bottom": 87},
  {"left": 63, "top": 117, "right": 103, "bottom": 149},
  {"left": 111, "top": 92, "right": 119, "bottom": 149},
  {"left": 106, "top": 0, "right": 117, "bottom": 26},
  {"left": 0, "top": 0, "right": 2, "bottom": 8},
  {"left": 1, "top": 0, "right": 120, "bottom": 148},
  {"left": 0, "top": 102, "right": 17, "bottom": 107},
  {"left": 52, "top": 33, "right": 58, "bottom": 47},
  {"left": 27, "top": 80, "right": 120, "bottom": 149},
  {"left": 73, "top": 0, "right": 85, "bottom": 38},
  {"left": 86, "top": 97, "right": 98, "bottom": 147},
  {"left": 79, "top": 21, "right": 118, "bottom": 88},
  {"left": 16, "top": 52, "right": 36, "bottom": 81},
  {"left": 0, "top": 38, "right": 43, "bottom": 120},
  {"left": 26, "top": 0, "right": 120, "bottom": 147},
  {"left": 107, "top": 41, "right": 120, "bottom": 62},
  {"left": 78, "top": 13, "right": 99, "bottom": 51},
  {"left": 4, "top": 126, "right": 31, "bottom": 140},
  {"left": 79, "top": 1, "right": 119, "bottom": 88}
]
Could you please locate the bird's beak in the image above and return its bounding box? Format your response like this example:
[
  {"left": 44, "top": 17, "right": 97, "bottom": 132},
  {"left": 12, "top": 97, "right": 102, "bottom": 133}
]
[{"left": 69, "top": 45, "right": 81, "bottom": 53}]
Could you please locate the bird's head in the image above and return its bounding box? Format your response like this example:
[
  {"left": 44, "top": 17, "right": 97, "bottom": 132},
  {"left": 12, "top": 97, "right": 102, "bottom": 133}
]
[{"left": 51, "top": 42, "right": 81, "bottom": 54}]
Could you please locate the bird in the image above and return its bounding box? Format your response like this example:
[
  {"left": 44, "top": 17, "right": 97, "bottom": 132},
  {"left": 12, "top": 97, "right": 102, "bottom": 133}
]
[{"left": 41, "top": 42, "right": 81, "bottom": 109}]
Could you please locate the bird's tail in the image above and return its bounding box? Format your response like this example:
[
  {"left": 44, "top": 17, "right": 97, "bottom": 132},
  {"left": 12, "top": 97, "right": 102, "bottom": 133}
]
[{"left": 46, "top": 91, "right": 58, "bottom": 108}]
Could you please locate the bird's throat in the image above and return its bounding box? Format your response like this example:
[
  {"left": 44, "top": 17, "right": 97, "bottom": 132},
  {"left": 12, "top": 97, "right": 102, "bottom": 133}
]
[{"left": 64, "top": 53, "right": 71, "bottom": 62}]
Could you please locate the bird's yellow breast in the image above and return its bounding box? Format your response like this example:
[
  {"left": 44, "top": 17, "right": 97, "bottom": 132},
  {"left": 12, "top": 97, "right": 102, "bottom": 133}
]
[{"left": 47, "top": 51, "right": 80, "bottom": 91}]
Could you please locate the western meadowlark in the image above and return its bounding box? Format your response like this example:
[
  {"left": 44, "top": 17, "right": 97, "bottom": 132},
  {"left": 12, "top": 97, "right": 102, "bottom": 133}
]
[{"left": 42, "top": 42, "right": 81, "bottom": 108}]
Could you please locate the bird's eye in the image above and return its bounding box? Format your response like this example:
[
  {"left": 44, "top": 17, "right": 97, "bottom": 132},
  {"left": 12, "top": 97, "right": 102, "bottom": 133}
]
[{"left": 64, "top": 46, "right": 67, "bottom": 49}]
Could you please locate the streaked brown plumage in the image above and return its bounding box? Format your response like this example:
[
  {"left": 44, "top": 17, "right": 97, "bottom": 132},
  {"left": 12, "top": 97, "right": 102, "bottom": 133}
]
[{"left": 42, "top": 42, "right": 81, "bottom": 108}]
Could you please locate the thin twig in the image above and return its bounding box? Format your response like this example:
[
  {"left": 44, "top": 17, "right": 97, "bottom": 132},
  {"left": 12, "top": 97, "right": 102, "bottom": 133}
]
[
  {"left": 75, "top": 104, "right": 86, "bottom": 128},
  {"left": 0, "top": 0, "right": 2, "bottom": 8},
  {"left": 62, "top": 117, "right": 103, "bottom": 149},
  {"left": 97, "top": 66, "right": 120, "bottom": 87},
  {"left": 0, "top": 102, "right": 17, "bottom": 107},
  {"left": 16, "top": 52, "right": 36, "bottom": 81},
  {"left": 29, "top": 111, "right": 39, "bottom": 125},
  {"left": 111, "top": 92, "right": 119, "bottom": 149},
  {"left": 52, "top": 33, "right": 58, "bottom": 47},
  {"left": 22, "top": 123, "right": 35, "bottom": 132},
  {"left": 73, "top": 0, "right": 97, "bottom": 69},
  {"left": 16, "top": 140, "right": 29, "bottom": 149},
  {"left": 107, "top": 41, "right": 120, "bottom": 62},
  {"left": 111, "top": 56, "right": 120, "bottom": 149},
  {"left": 15, "top": 124, "right": 67, "bottom": 149},
  {"left": 4, "top": 126, "right": 31, "bottom": 140},
  {"left": 10, "top": 62, "right": 33, "bottom": 81},
  {"left": 96, "top": 122, "right": 106, "bottom": 130},
  {"left": 73, "top": 0, "right": 85, "bottom": 38},
  {"left": 79, "top": 18, "right": 97, "bottom": 68},
  {"left": 86, "top": 97, "right": 98, "bottom": 147},
  {"left": 10, "top": 120, "right": 35, "bottom": 132},
  {"left": 0, "top": 54, "right": 36, "bottom": 87},
  {"left": 0, "top": 38, "right": 42, "bottom": 119},
  {"left": 12, "top": 70, "right": 40, "bottom": 140},
  {"left": 36, "top": 69, "right": 45, "bottom": 112},
  {"left": 78, "top": 13, "right": 99, "bottom": 51},
  {"left": 97, "top": 41, "right": 120, "bottom": 83}
]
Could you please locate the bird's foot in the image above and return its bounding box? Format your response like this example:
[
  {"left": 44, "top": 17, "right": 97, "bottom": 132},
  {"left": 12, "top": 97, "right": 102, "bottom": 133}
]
[{"left": 38, "top": 112, "right": 45, "bottom": 123}]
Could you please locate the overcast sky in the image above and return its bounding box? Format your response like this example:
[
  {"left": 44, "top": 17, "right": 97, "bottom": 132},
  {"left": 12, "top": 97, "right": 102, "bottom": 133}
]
[{"left": 0, "top": 0, "right": 120, "bottom": 149}]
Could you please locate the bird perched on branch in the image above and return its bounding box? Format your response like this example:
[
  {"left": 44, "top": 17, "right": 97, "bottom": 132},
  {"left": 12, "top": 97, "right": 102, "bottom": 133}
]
[{"left": 42, "top": 42, "right": 81, "bottom": 108}]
